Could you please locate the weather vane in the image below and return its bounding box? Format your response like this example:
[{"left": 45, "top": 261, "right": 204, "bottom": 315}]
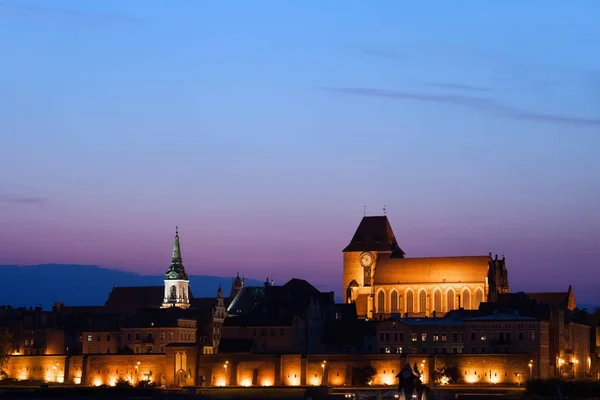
[{"left": 383, "top": 205, "right": 387, "bottom": 216}]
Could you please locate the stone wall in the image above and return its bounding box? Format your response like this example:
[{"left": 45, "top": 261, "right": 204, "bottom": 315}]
[
  {"left": 6, "top": 355, "right": 67, "bottom": 382},
  {"left": 3, "top": 351, "right": 544, "bottom": 387},
  {"left": 84, "top": 354, "right": 167, "bottom": 386}
]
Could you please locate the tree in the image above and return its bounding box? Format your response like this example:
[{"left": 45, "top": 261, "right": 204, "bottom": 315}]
[
  {"left": 0, "top": 328, "right": 13, "bottom": 369},
  {"left": 352, "top": 365, "right": 376, "bottom": 386},
  {"left": 433, "top": 366, "right": 458, "bottom": 385}
]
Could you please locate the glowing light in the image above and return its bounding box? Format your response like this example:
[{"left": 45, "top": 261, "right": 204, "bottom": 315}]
[
  {"left": 381, "top": 375, "right": 394, "bottom": 385},
  {"left": 216, "top": 378, "right": 227, "bottom": 387},
  {"left": 288, "top": 376, "right": 300, "bottom": 386},
  {"left": 439, "top": 376, "right": 450, "bottom": 385},
  {"left": 240, "top": 379, "right": 252, "bottom": 387},
  {"left": 465, "top": 374, "right": 479, "bottom": 384},
  {"left": 93, "top": 377, "right": 103, "bottom": 386},
  {"left": 109, "top": 377, "right": 117, "bottom": 386},
  {"left": 490, "top": 375, "right": 499, "bottom": 384},
  {"left": 74, "top": 376, "right": 82, "bottom": 385},
  {"left": 310, "top": 376, "right": 321, "bottom": 386},
  {"left": 261, "top": 379, "right": 273, "bottom": 387}
]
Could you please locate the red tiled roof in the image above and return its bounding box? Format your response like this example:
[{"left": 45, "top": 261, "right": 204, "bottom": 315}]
[{"left": 374, "top": 255, "right": 490, "bottom": 285}]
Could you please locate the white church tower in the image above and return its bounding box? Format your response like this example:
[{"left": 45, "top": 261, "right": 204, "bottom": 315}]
[{"left": 162, "top": 227, "right": 190, "bottom": 309}]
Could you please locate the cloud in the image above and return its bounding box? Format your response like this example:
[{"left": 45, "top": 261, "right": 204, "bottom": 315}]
[
  {"left": 425, "top": 82, "right": 493, "bottom": 93},
  {"left": 320, "top": 87, "right": 600, "bottom": 128},
  {"left": 0, "top": 1, "right": 141, "bottom": 27},
  {"left": 0, "top": 184, "right": 47, "bottom": 205}
]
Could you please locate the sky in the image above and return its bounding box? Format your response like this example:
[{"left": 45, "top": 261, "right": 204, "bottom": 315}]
[{"left": 1, "top": 0, "right": 599, "bottom": 302}]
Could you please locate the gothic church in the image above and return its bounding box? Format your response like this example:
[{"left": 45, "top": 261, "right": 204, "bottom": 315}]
[{"left": 343, "top": 216, "right": 510, "bottom": 319}]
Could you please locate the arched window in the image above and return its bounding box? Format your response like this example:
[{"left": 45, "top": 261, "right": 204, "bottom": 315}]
[
  {"left": 170, "top": 285, "right": 177, "bottom": 300},
  {"left": 406, "top": 290, "right": 414, "bottom": 313},
  {"left": 447, "top": 290, "right": 455, "bottom": 311},
  {"left": 434, "top": 289, "right": 442, "bottom": 313},
  {"left": 462, "top": 289, "right": 471, "bottom": 310},
  {"left": 475, "top": 288, "right": 484, "bottom": 309},
  {"left": 391, "top": 290, "right": 399, "bottom": 313},
  {"left": 419, "top": 290, "right": 427, "bottom": 313},
  {"left": 377, "top": 291, "right": 385, "bottom": 313}
]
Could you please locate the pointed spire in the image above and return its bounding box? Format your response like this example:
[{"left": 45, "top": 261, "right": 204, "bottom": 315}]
[{"left": 172, "top": 226, "right": 182, "bottom": 264}]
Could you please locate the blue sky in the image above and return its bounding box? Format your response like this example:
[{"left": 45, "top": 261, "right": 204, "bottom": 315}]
[{"left": 1, "top": 0, "right": 599, "bottom": 301}]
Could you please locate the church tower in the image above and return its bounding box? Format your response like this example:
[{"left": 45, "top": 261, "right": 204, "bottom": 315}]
[
  {"left": 342, "top": 215, "right": 404, "bottom": 318},
  {"left": 162, "top": 227, "right": 191, "bottom": 309}
]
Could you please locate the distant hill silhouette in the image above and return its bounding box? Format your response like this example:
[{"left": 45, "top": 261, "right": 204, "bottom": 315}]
[{"left": 0, "top": 264, "right": 263, "bottom": 310}]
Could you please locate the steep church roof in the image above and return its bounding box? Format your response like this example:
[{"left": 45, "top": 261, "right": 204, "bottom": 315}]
[
  {"left": 374, "top": 255, "right": 491, "bottom": 285},
  {"left": 527, "top": 286, "right": 576, "bottom": 311},
  {"left": 165, "top": 227, "right": 189, "bottom": 281},
  {"left": 104, "top": 286, "right": 165, "bottom": 313},
  {"left": 343, "top": 215, "right": 405, "bottom": 256}
]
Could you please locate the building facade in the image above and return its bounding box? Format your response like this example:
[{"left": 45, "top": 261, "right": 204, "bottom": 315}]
[{"left": 343, "top": 216, "right": 509, "bottom": 319}]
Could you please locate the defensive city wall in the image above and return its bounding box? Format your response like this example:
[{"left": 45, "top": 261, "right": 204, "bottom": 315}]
[{"left": 5, "top": 350, "right": 536, "bottom": 388}]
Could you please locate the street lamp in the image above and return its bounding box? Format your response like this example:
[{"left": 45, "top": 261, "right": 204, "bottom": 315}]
[
  {"left": 224, "top": 361, "right": 228, "bottom": 386},
  {"left": 528, "top": 360, "right": 533, "bottom": 378}
]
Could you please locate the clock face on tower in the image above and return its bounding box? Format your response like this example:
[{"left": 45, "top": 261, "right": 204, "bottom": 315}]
[{"left": 360, "top": 252, "right": 374, "bottom": 267}]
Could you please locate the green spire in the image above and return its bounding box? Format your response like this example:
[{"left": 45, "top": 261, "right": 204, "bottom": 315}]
[
  {"left": 172, "top": 226, "right": 182, "bottom": 264},
  {"left": 165, "top": 226, "right": 188, "bottom": 281}
]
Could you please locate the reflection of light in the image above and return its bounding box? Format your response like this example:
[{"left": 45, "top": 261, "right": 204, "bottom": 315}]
[
  {"left": 287, "top": 373, "right": 300, "bottom": 386},
  {"left": 216, "top": 378, "right": 226, "bottom": 387},
  {"left": 109, "top": 376, "right": 117, "bottom": 386},
  {"left": 310, "top": 376, "right": 320, "bottom": 386},
  {"left": 240, "top": 379, "right": 252, "bottom": 387},
  {"left": 74, "top": 376, "right": 82, "bottom": 385},
  {"left": 465, "top": 374, "right": 478, "bottom": 384},
  {"left": 490, "top": 375, "right": 499, "bottom": 384},
  {"left": 261, "top": 379, "right": 273, "bottom": 387},
  {"left": 93, "top": 377, "right": 103, "bottom": 386},
  {"left": 381, "top": 375, "right": 394, "bottom": 385},
  {"left": 18, "top": 371, "right": 28, "bottom": 381}
]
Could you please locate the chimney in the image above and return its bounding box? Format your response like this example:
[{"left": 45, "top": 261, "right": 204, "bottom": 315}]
[{"left": 495, "top": 254, "right": 498, "bottom": 261}]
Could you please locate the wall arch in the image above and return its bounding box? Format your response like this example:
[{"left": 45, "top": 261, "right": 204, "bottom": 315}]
[
  {"left": 377, "top": 290, "right": 385, "bottom": 313},
  {"left": 406, "top": 289, "right": 414, "bottom": 314},
  {"left": 462, "top": 288, "right": 471, "bottom": 310},
  {"left": 447, "top": 289, "right": 455, "bottom": 311},
  {"left": 418, "top": 289, "right": 427, "bottom": 313},
  {"left": 390, "top": 290, "right": 399, "bottom": 313},
  {"left": 475, "top": 288, "right": 484, "bottom": 309},
  {"left": 434, "top": 289, "right": 442, "bottom": 313}
]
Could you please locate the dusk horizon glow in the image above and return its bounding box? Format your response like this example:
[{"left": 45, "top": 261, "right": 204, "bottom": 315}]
[{"left": 1, "top": 1, "right": 599, "bottom": 303}]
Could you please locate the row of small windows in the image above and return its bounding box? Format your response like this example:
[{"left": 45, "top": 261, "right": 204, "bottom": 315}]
[
  {"left": 86, "top": 332, "right": 193, "bottom": 342},
  {"left": 376, "top": 288, "right": 484, "bottom": 313}
]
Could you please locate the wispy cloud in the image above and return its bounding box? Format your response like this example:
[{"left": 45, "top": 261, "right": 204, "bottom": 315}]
[
  {"left": 320, "top": 87, "right": 600, "bottom": 128},
  {"left": 425, "top": 82, "right": 492, "bottom": 93},
  {"left": 0, "top": 1, "right": 141, "bottom": 27},
  {"left": 0, "top": 183, "right": 47, "bottom": 205}
]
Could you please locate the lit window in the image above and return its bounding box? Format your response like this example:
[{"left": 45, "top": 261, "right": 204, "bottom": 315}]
[
  {"left": 481, "top": 333, "right": 487, "bottom": 341},
  {"left": 87, "top": 335, "right": 92, "bottom": 342}
]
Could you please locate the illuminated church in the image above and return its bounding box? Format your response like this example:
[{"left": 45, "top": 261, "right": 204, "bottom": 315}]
[{"left": 343, "top": 216, "right": 510, "bottom": 319}]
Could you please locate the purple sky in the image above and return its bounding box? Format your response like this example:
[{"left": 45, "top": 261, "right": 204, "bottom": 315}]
[{"left": 1, "top": 1, "right": 599, "bottom": 303}]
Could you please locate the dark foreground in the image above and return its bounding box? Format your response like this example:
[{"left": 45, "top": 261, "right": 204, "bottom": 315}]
[{"left": 0, "top": 385, "right": 530, "bottom": 400}]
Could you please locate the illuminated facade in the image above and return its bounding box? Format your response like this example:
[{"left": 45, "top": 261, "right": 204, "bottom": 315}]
[
  {"left": 343, "top": 216, "right": 509, "bottom": 319},
  {"left": 162, "top": 227, "right": 190, "bottom": 309}
]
